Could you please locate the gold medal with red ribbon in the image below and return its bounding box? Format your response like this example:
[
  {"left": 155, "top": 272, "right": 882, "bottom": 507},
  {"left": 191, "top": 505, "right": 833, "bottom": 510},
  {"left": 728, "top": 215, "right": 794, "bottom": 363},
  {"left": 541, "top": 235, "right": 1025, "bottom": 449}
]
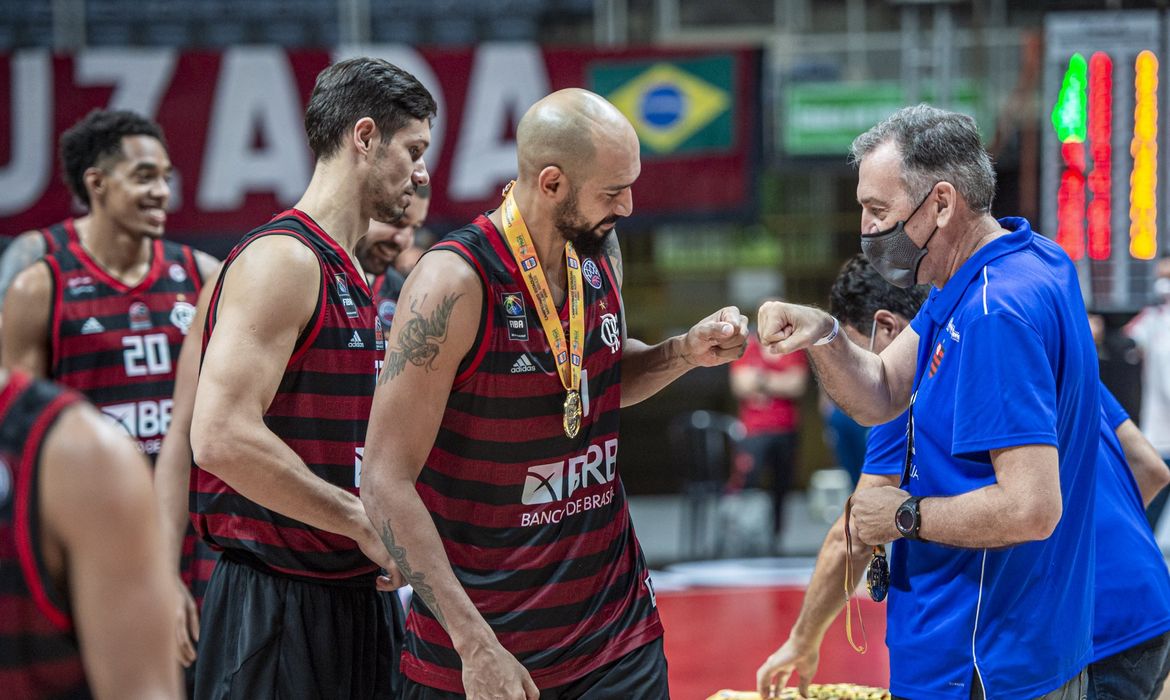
[{"left": 499, "top": 181, "right": 585, "bottom": 439}]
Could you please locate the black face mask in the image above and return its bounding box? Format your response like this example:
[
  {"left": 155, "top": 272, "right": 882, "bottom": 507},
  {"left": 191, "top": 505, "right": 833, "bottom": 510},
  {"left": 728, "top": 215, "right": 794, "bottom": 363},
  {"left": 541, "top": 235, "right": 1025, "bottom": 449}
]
[{"left": 861, "top": 186, "right": 940, "bottom": 289}]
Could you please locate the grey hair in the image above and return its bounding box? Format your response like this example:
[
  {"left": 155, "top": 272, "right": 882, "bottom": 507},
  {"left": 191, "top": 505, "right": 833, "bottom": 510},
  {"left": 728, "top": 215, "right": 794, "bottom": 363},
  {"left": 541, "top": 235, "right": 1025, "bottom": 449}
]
[{"left": 849, "top": 104, "right": 996, "bottom": 213}]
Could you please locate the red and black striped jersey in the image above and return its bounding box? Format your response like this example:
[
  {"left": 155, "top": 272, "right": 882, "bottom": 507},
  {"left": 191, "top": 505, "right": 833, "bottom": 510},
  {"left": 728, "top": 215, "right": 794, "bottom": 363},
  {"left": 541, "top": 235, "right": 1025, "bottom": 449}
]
[
  {"left": 45, "top": 237, "right": 202, "bottom": 460},
  {"left": 40, "top": 218, "right": 77, "bottom": 256},
  {"left": 192, "top": 209, "right": 382, "bottom": 582},
  {"left": 401, "top": 216, "right": 662, "bottom": 692},
  {"left": 0, "top": 372, "right": 87, "bottom": 699}
]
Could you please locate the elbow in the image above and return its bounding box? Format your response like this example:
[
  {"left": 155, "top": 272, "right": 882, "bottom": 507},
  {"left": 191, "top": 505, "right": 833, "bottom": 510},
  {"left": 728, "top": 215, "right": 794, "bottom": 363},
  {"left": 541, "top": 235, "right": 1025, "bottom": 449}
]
[
  {"left": 1018, "top": 496, "right": 1062, "bottom": 542},
  {"left": 190, "top": 416, "right": 237, "bottom": 480}
]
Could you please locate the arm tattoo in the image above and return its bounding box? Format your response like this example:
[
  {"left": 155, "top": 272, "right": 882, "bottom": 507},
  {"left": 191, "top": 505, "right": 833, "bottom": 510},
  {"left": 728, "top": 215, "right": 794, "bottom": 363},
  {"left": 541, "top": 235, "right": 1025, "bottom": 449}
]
[
  {"left": 380, "top": 520, "right": 447, "bottom": 628},
  {"left": 601, "top": 232, "right": 624, "bottom": 288},
  {"left": 379, "top": 293, "right": 462, "bottom": 384},
  {"left": 0, "top": 234, "right": 47, "bottom": 302}
]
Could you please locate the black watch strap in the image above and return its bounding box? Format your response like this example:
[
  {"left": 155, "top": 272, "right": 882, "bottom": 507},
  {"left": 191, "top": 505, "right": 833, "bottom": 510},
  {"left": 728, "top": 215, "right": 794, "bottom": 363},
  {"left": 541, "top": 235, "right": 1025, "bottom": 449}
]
[{"left": 896, "top": 496, "right": 925, "bottom": 541}]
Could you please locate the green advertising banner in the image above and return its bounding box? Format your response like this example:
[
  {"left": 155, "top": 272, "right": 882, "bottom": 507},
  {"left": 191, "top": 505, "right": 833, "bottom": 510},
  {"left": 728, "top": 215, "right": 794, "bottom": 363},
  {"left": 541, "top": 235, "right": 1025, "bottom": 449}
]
[{"left": 782, "top": 81, "right": 981, "bottom": 156}]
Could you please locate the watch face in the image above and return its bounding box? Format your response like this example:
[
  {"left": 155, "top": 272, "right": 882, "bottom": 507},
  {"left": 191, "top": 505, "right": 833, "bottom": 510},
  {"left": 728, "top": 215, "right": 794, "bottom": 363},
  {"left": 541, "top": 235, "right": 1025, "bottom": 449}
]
[{"left": 896, "top": 505, "right": 915, "bottom": 533}]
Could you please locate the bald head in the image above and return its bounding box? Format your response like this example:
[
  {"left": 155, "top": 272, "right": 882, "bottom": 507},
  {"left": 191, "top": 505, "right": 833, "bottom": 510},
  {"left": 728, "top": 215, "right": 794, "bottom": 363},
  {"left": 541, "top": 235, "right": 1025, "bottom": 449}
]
[{"left": 516, "top": 88, "right": 637, "bottom": 182}]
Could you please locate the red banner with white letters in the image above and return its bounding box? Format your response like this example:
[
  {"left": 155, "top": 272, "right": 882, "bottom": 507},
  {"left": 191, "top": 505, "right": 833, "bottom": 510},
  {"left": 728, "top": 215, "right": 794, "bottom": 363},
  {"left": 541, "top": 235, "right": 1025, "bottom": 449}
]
[{"left": 0, "top": 45, "right": 760, "bottom": 236}]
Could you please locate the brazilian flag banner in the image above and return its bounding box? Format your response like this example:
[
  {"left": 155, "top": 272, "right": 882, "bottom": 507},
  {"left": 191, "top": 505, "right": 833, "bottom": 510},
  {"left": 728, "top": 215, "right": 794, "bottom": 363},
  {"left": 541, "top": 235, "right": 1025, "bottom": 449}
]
[{"left": 589, "top": 55, "right": 736, "bottom": 158}]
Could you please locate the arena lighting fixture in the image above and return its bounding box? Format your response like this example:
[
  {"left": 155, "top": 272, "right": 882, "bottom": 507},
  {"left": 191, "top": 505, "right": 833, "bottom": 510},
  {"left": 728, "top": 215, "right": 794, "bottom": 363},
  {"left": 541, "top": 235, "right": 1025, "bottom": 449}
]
[
  {"left": 1130, "top": 49, "right": 1158, "bottom": 260},
  {"left": 1053, "top": 53, "right": 1088, "bottom": 260},
  {"left": 1052, "top": 50, "right": 1161, "bottom": 262},
  {"left": 1087, "top": 51, "right": 1112, "bottom": 260}
]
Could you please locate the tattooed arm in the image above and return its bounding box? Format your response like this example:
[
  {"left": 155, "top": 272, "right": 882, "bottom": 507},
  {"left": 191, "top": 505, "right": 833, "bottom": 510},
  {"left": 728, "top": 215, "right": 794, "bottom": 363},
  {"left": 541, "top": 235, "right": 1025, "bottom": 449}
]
[
  {"left": 0, "top": 230, "right": 48, "bottom": 308},
  {"left": 598, "top": 232, "right": 751, "bottom": 407},
  {"left": 362, "top": 250, "right": 539, "bottom": 700}
]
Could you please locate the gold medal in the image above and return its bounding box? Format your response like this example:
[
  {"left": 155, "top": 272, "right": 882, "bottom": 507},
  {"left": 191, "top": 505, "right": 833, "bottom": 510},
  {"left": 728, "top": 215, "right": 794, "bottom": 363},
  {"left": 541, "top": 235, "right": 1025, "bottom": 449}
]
[
  {"left": 563, "top": 390, "right": 582, "bottom": 438},
  {"left": 498, "top": 181, "right": 586, "bottom": 441}
]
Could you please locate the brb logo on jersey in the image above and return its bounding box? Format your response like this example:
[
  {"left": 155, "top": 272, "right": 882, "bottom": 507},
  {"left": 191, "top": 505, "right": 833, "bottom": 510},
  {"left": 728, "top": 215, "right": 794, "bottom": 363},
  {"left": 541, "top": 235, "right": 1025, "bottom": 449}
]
[{"left": 520, "top": 438, "right": 618, "bottom": 526}]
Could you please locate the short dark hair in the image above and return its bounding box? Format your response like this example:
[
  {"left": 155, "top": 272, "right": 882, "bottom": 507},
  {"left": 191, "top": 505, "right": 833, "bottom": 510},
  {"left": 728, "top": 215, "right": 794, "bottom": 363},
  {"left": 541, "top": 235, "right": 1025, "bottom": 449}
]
[
  {"left": 58, "top": 109, "right": 167, "bottom": 207},
  {"left": 304, "top": 57, "right": 437, "bottom": 161},
  {"left": 849, "top": 104, "right": 997, "bottom": 213},
  {"left": 829, "top": 254, "right": 930, "bottom": 334}
]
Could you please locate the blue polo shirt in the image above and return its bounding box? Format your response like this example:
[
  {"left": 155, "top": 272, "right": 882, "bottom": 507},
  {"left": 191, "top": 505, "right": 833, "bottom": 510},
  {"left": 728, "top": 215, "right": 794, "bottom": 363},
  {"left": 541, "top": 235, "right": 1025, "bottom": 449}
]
[
  {"left": 1092, "top": 386, "right": 1170, "bottom": 661},
  {"left": 864, "top": 383, "right": 1170, "bottom": 667},
  {"left": 888, "top": 217, "right": 1099, "bottom": 699},
  {"left": 861, "top": 410, "right": 908, "bottom": 477}
]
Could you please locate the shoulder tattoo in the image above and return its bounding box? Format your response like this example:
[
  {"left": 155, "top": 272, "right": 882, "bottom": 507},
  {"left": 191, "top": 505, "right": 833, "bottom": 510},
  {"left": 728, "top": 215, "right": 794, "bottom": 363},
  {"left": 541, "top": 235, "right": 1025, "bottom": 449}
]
[{"left": 379, "top": 292, "right": 463, "bottom": 384}]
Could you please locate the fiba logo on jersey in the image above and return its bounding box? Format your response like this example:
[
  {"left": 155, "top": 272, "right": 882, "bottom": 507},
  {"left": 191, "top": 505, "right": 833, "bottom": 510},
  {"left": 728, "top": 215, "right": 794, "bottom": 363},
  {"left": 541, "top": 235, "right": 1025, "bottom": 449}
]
[
  {"left": 168, "top": 263, "right": 188, "bottom": 283},
  {"left": 582, "top": 259, "right": 603, "bottom": 289}
]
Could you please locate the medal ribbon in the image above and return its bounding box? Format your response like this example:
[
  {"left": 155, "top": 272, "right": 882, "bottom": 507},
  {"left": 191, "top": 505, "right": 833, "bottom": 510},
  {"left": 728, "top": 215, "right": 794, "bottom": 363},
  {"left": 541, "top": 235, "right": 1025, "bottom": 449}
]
[
  {"left": 843, "top": 497, "right": 869, "bottom": 654},
  {"left": 498, "top": 181, "right": 584, "bottom": 410}
]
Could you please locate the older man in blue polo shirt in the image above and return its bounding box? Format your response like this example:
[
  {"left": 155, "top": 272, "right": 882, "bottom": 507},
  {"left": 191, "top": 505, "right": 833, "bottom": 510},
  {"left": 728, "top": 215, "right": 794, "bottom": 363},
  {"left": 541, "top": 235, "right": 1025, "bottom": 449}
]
[
  {"left": 757, "top": 255, "right": 1170, "bottom": 700},
  {"left": 756, "top": 105, "right": 1101, "bottom": 699}
]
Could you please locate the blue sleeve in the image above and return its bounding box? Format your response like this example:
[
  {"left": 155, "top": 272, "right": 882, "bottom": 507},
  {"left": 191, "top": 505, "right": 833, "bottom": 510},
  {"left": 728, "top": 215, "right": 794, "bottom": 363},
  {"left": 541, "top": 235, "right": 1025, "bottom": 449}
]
[
  {"left": 861, "top": 411, "right": 908, "bottom": 476},
  {"left": 1098, "top": 381, "right": 1129, "bottom": 430},
  {"left": 952, "top": 312, "right": 1058, "bottom": 458}
]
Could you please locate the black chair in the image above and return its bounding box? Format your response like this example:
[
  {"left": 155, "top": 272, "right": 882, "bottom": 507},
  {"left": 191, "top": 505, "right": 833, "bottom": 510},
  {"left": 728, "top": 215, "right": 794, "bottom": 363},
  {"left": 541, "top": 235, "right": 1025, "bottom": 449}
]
[{"left": 669, "top": 410, "right": 745, "bottom": 560}]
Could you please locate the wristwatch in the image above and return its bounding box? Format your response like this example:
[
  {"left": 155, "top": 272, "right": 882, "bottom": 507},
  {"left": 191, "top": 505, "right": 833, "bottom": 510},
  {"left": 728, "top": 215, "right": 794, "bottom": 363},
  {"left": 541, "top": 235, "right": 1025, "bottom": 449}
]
[{"left": 895, "top": 496, "right": 925, "bottom": 541}]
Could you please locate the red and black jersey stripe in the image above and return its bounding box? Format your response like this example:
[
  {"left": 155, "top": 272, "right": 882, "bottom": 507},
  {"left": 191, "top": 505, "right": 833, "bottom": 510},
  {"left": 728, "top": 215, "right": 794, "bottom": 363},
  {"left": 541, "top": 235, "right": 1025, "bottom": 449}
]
[
  {"left": 192, "top": 209, "right": 382, "bottom": 582},
  {"left": 401, "top": 216, "right": 662, "bottom": 693},
  {"left": 40, "top": 218, "right": 77, "bottom": 255},
  {"left": 46, "top": 237, "right": 202, "bottom": 459},
  {"left": 0, "top": 372, "right": 87, "bottom": 699}
]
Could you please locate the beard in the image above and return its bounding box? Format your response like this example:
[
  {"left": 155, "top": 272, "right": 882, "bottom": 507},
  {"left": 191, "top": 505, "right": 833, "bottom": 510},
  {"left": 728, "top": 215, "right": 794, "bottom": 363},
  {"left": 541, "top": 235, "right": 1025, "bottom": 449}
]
[
  {"left": 366, "top": 171, "right": 412, "bottom": 224},
  {"left": 553, "top": 188, "right": 618, "bottom": 258}
]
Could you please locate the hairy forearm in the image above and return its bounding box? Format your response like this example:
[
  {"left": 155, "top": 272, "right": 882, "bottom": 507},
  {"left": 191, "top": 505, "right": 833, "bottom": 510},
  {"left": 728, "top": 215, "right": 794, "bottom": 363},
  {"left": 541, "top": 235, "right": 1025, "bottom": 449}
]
[
  {"left": 193, "top": 420, "right": 368, "bottom": 542},
  {"left": 620, "top": 336, "right": 692, "bottom": 407},
  {"left": 918, "top": 485, "right": 1059, "bottom": 547},
  {"left": 364, "top": 483, "right": 494, "bottom": 651},
  {"left": 807, "top": 340, "right": 904, "bottom": 426}
]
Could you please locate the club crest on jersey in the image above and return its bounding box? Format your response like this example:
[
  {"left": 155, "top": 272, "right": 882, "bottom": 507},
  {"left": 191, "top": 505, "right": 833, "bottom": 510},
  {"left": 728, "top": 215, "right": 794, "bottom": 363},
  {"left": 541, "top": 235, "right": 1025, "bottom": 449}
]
[
  {"left": 378, "top": 299, "right": 397, "bottom": 329},
  {"left": 582, "top": 258, "right": 603, "bottom": 289},
  {"left": 501, "top": 292, "right": 528, "bottom": 341},
  {"left": 168, "top": 263, "right": 188, "bottom": 283},
  {"left": 335, "top": 274, "right": 359, "bottom": 318},
  {"left": 170, "top": 301, "right": 196, "bottom": 335},
  {"left": 929, "top": 342, "right": 945, "bottom": 378},
  {"left": 600, "top": 313, "right": 621, "bottom": 354},
  {"left": 128, "top": 301, "right": 152, "bottom": 331}
]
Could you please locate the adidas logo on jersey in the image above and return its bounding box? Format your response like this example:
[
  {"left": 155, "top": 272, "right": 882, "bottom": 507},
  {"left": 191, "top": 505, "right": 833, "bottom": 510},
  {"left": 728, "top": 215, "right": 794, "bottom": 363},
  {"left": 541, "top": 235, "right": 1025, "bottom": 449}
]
[
  {"left": 80, "top": 317, "right": 105, "bottom": 335},
  {"left": 347, "top": 331, "right": 364, "bottom": 349},
  {"left": 510, "top": 355, "right": 537, "bottom": 374}
]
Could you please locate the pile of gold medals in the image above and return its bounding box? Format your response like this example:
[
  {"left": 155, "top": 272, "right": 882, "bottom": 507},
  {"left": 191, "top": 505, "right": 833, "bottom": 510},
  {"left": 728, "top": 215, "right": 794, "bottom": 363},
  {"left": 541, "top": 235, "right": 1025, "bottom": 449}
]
[{"left": 706, "top": 685, "right": 891, "bottom": 700}]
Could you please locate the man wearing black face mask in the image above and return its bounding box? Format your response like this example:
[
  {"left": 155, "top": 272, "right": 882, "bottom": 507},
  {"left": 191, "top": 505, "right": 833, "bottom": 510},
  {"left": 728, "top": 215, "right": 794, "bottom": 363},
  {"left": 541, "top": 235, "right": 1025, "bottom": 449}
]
[{"left": 756, "top": 105, "right": 1100, "bottom": 700}]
